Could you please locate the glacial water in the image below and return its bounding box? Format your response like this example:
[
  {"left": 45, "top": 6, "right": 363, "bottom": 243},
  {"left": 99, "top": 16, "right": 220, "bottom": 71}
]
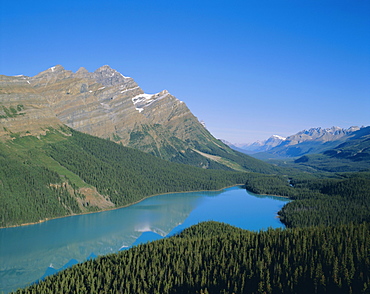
[{"left": 0, "top": 186, "right": 290, "bottom": 293}]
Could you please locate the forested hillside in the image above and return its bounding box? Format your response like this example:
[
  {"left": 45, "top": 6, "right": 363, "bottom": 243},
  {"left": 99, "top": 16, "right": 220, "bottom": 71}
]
[
  {"left": 3, "top": 124, "right": 370, "bottom": 293},
  {"left": 14, "top": 221, "right": 370, "bottom": 294},
  {"left": 241, "top": 171, "right": 370, "bottom": 228},
  {"left": 278, "top": 172, "right": 370, "bottom": 227},
  {"left": 0, "top": 128, "right": 253, "bottom": 227}
]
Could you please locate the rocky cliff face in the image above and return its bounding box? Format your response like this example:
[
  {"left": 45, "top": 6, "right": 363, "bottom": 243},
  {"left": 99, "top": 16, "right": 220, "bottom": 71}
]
[
  {"left": 0, "top": 74, "right": 63, "bottom": 139},
  {"left": 281, "top": 126, "right": 360, "bottom": 146},
  {"left": 1, "top": 65, "right": 237, "bottom": 169}
]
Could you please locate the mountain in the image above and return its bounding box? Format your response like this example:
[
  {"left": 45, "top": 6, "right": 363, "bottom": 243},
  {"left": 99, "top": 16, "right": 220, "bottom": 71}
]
[
  {"left": 294, "top": 126, "right": 370, "bottom": 172},
  {"left": 0, "top": 128, "right": 251, "bottom": 228},
  {"left": 1, "top": 65, "right": 276, "bottom": 172},
  {"left": 232, "top": 135, "right": 286, "bottom": 154},
  {"left": 0, "top": 74, "right": 63, "bottom": 137},
  {"left": 0, "top": 65, "right": 281, "bottom": 227},
  {"left": 245, "top": 126, "right": 362, "bottom": 160}
]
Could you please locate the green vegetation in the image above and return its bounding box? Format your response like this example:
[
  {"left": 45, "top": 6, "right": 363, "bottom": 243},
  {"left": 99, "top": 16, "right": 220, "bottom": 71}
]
[
  {"left": 3, "top": 124, "right": 370, "bottom": 293},
  {"left": 13, "top": 221, "right": 370, "bottom": 294},
  {"left": 190, "top": 139, "right": 281, "bottom": 174},
  {"left": 0, "top": 128, "right": 249, "bottom": 227},
  {"left": 48, "top": 129, "right": 248, "bottom": 207},
  {"left": 278, "top": 172, "right": 370, "bottom": 227},
  {"left": 111, "top": 132, "right": 122, "bottom": 142},
  {"left": 126, "top": 122, "right": 280, "bottom": 172},
  {"left": 0, "top": 104, "right": 25, "bottom": 118},
  {"left": 292, "top": 127, "right": 370, "bottom": 172},
  {"left": 242, "top": 171, "right": 370, "bottom": 228},
  {"left": 0, "top": 154, "right": 81, "bottom": 227}
]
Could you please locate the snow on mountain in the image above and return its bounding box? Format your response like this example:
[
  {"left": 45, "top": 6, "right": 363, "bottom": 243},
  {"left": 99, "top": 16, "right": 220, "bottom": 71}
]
[
  {"left": 131, "top": 90, "right": 170, "bottom": 113},
  {"left": 227, "top": 126, "right": 363, "bottom": 157}
]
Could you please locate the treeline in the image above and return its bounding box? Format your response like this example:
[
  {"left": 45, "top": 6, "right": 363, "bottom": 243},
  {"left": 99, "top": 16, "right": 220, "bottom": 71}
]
[
  {"left": 48, "top": 129, "right": 249, "bottom": 207},
  {"left": 0, "top": 128, "right": 249, "bottom": 227},
  {"left": 14, "top": 221, "right": 370, "bottom": 294},
  {"left": 242, "top": 171, "right": 370, "bottom": 228},
  {"left": 190, "top": 139, "right": 280, "bottom": 174},
  {"left": 0, "top": 145, "right": 81, "bottom": 227}
]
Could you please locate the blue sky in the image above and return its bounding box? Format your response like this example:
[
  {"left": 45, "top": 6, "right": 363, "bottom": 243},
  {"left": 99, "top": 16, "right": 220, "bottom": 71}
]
[{"left": 1, "top": 0, "right": 369, "bottom": 143}]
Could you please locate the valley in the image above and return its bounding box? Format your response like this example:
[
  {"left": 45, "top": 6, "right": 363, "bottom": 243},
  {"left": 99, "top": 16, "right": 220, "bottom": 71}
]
[
  {"left": 0, "top": 66, "right": 369, "bottom": 294},
  {"left": 0, "top": 186, "right": 289, "bottom": 293}
]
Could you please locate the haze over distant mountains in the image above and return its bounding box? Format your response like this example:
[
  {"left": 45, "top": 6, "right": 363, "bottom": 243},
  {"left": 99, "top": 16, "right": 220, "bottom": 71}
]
[
  {"left": 229, "top": 135, "right": 287, "bottom": 153},
  {"left": 227, "top": 126, "right": 367, "bottom": 158}
]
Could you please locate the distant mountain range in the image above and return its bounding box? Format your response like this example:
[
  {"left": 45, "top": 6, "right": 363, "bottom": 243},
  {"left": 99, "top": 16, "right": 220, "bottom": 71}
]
[
  {"left": 229, "top": 126, "right": 364, "bottom": 158},
  {"left": 228, "top": 135, "right": 286, "bottom": 153},
  {"left": 293, "top": 126, "right": 370, "bottom": 172},
  {"left": 0, "top": 65, "right": 275, "bottom": 172},
  {"left": 225, "top": 126, "right": 370, "bottom": 172}
]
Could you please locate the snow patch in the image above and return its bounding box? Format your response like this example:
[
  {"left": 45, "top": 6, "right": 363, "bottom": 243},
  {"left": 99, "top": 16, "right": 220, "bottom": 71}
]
[
  {"left": 120, "top": 73, "right": 131, "bottom": 79},
  {"left": 131, "top": 91, "right": 170, "bottom": 113},
  {"left": 98, "top": 86, "right": 106, "bottom": 90},
  {"left": 272, "top": 135, "right": 286, "bottom": 140},
  {"left": 50, "top": 66, "right": 55, "bottom": 72},
  {"left": 121, "top": 86, "right": 139, "bottom": 93}
]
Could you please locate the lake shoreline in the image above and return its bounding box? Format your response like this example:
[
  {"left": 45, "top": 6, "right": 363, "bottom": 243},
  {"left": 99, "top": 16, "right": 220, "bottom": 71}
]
[
  {"left": 1, "top": 182, "right": 289, "bottom": 294},
  {"left": 2, "top": 183, "right": 263, "bottom": 229}
]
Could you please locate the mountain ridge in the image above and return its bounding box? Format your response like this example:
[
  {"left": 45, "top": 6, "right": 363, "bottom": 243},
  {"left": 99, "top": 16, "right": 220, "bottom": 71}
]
[
  {"left": 229, "top": 126, "right": 364, "bottom": 159},
  {"left": 1, "top": 65, "right": 276, "bottom": 172}
]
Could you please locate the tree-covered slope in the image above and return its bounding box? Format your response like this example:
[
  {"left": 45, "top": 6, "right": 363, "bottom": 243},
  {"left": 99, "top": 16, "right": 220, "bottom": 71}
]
[
  {"left": 13, "top": 221, "right": 370, "bottom": 294},
  {"left": 278, "top": 172, "right": 370, "bottom": 228},
  {"left": 0, "top": 127, "right": 251, "bottom": 227},
  {"left": 238, "top": 171, "right": 370, "bottom": 228}
]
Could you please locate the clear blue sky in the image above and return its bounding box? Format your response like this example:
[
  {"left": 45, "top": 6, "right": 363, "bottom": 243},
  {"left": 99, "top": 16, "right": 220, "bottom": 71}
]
[{"left": 1, "top": 0, "right": 369, "bottom": 143}]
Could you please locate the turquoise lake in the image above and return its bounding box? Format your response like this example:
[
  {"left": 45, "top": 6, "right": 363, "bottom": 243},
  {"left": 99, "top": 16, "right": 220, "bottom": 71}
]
[{"left": 0, "top": 186, "right": 290, "bottom": 293}]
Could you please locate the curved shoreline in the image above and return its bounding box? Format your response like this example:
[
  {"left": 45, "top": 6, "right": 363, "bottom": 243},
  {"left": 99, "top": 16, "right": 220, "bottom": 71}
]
[{"left": 2, "top": 184, "right": 253, "bottom": 229}]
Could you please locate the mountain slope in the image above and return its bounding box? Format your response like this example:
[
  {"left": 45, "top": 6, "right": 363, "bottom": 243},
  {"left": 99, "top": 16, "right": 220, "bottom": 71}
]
[
  {"left": 0, "top": 75, "right": 63, "bottom": 138},
  {"left": 0, "top": 128, "right": 250, "bottom": 228},
  {"left": 2, "top": 66, "right": 275, "bottom": 172},
  {"left": 233, "top": 135, "right": 286, "bottom": 154},
  {"left": 294, "top": 126, "right": 370, "bottom": 172},
  {"left": 248, "top": 126, "right": 362, "bottom": 160}
]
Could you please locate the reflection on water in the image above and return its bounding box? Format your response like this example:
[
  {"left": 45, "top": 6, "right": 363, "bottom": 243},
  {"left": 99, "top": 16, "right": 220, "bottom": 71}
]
[{"left": 0, "top": 186, "right": 289, "bottom": 293}]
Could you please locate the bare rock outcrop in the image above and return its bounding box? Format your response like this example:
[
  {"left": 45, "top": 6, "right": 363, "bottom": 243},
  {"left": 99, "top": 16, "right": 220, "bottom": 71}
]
[{"left": 1, "top": 65, "right": 221, "bottom": 164}]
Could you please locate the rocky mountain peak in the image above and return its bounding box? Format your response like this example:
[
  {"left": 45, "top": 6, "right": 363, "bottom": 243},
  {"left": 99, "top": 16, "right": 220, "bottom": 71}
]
[
  {"left": 2, "top": 65, "right": 244, "bottom": 170},
  {"left": 44, "top": 65, "right": 65, "bottom": 73},
  {"left": 93, "top": 65, "right": 135, "bottom": 87},
  {"left": 294, "top": 126, "right": 360, "bottom": 142},
  {"left": 30, "top": 65, "right": 73, "bottom": 87},
  {"left": 270, "top": 135, "right": 286, "bottom": 141},
  {"left": 95, "top": 65, "right": 114, "bottom": 72},
  {"left": 75, "top": 67, "right": 89, "bottom": 74}
]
